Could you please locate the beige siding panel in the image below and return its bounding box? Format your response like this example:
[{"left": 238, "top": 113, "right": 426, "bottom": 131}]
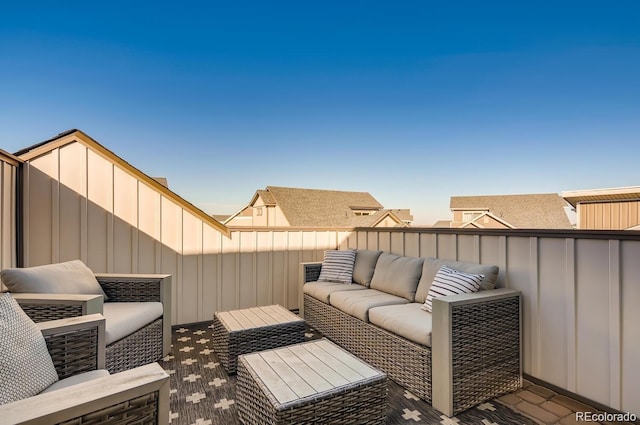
[
  {"left": 575, "top": 239, "right": 610, "bottom": 404},
  {"left": 403, "top": 232, "right": 419, "bottom": 258},
  {"left": 390, "top": 232, "right": 404, "bottom": 255},
  {"left": 220, "top": 233, "right": 239, "bottom": 311},
  {"left": 271, "top": 232, "right": 287, "bottom": 307},
  {"left": 620, "top": 240, "right": 640, "bottom": 413},
  {"left": 366, "top": 231, "right": 378, "bottom": 250},
  {"left": 505, "top": 237, "right": 535, "bottom": 374},
  {"left": 239, "top": 231, "right": 256, "bottom": 308},
  {"left": 137, "top": 183, "right": 161, "bottom": 273},
  {"left": 112, "top": 167, "right": 138, "bottom": 273},
  {"left": 1, "top": 163, "right": 16, "bottom": 271},
  {"left": 456, "top": 234, "right": 476, "bottom": 263},
  {"left": 256, "top": 231, "right": 273, "bottom": 306},
  {"left": 436, "top": 233, "right": 456, "bottom": 261},
  {"left": 26, "top": 158, "right": 55, "bottom": 265},
  {"left": 181, "top": 211, "right": 202, "bottom": 324},
  {"left": 377, "top": 231, "right": 391, "bottom": 253},
  {"left": 58, "top": 145, "right": 86, "bottom": 263},
  {"left": 202, "top": 225, "right": 221, "bottom": 318},
  {"left": 161, "top": 198, "right": 182, "bottom": 322},
  {"left": 86, "top": 150, "right": 113, "bottom": 272},
  {"left": 537, "top": 238, "right": 569, "bottom": 388},
  {"left": 419, "top": 233, "right": 437, "bottom": 258},
  {"left": 287, "top": 231, "right": 302, "bottom": 309}
]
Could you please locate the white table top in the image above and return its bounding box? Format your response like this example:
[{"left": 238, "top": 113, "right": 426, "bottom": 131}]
[
  {"left": 240, "top": 338, "right": 385, "bottom": 406},
  {"left": 216, "top": 304, "right": 303, "bottom": 332}
]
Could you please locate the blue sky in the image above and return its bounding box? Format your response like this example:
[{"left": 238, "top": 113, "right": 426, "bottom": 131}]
[{"left": 1, "top": 2, "right": 639, "bottom": 225}]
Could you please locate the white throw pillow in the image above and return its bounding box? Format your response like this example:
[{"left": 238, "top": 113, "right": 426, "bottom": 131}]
[
  {"left": 0, "top": 293, "right": 59, "bottom": 405},
  {"left": 1, "top": 260, "right": 108, "bottom": 300},
  {"left": 422, "top": 266, "right": 483, "bottom": 312},
  {"left": 317, "top": 250, "right": 357, "bottom": 284}
]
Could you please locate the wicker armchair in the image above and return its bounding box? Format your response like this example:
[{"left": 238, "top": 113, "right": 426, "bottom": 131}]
[
  {"left": 0, "top": 314, "right": 169, "bottom": 425},
  {"left": 13, "top": 273, "right": 172, "bottom": 374}
]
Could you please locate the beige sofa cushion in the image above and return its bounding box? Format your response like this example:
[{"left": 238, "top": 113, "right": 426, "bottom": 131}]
[
  {"left": 41, "top": 370, "right": 110, "bottom": 393},
  {"left": 329, "top": 289, "right": 409, "bottom": 322},
  {"left": 369, "top": 303, "right": 432, "bottom": 347},
  {"left": 352, "top": 250, "right": 383, "bottom": 287},
  {"left": 1, "top": 260, "right": 108, "bottom": 300},
  {"left": 303, "top": 281, "right": 367, "bottom": 304},
  {"left": 103, "top": 302, "right": 163, "bottom": 345},
  {"left": 415, "top": 258, "right": 499, "bottom": 303},
  {"left": 369, "top": 253, "right": 424, "bottom": 301}
]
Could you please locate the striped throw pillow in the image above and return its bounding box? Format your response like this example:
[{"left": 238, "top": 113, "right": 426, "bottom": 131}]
[
  {"left": 422, "top": 266, "right": 483, "bottom": 312},
  {"left": 317, "top": 250, "right": 357, "bottom": 284}
]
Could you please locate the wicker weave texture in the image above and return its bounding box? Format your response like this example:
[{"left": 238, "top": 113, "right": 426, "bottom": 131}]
[
  {"left": 21, "top": 303, "right": 84, "bottom": 322},
  {"left": 46, "top": 327, "right": 99, "bottom": 379},
  {"left": 97, "top": 279, "right": 161, "bottom": 302},
  {"left": 304, "top": 294, "right": 432, "bottom": 402},
  {"left": 237, "top": 355, "right": 387, "bottom": 425},
  {"left": 106, "top": 319, "right": 163, "bottom": 374},
  {"left": 57, "top": 391, "right": 160, "bottom": 425},
  {"left": 451, "top": 297, "right": 521, "bottom": 414},
  {"left": 212, "top": 314, "right": 305, "bottom": 374},
  {"left": 304, "top": 263, "right": 322, "bottom": 283}
]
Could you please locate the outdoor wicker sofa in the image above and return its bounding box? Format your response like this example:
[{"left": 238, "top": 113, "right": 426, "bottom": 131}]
[
  {"left": 0, "top": 312, "right": 170, "bottom": 425},
  {"left": 2, "top": 260, "right": 172, "bottom": 374},
  {"left": 300, "top": 250, "right": 522, "bottom": 417}
]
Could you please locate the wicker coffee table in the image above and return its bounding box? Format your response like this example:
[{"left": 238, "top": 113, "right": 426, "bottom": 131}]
[
  {"left": 212, "top": 304, "right": 305, "bottom": 374},
  {"left": 237, "top": 338, "right": 387, "bottom": 424}
]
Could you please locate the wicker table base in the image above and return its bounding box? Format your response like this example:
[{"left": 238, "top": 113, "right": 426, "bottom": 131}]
[
  {"left": 212, "top": 304, "right": 305, "bottom": 374},
  {"left": 237, "top": 338, "right": 387, "bottom": 425}
]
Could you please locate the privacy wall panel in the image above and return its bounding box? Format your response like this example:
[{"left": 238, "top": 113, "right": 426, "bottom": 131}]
[{"left": 0, "top": 155, "right": 18, "bottom": 279}]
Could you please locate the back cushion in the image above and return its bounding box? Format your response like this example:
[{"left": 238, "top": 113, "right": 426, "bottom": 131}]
[
  {"left": 370, "top": 253, "right": 424, "bottom": 301},
  {"left": 415, "top": 257, "right": 499, "bottom": 303},
  {"left": 1, "top": 260, "right": 108, "bottom": 300},
  {"left": 352, "top": 250, "right": 383, "bottom": 287}
]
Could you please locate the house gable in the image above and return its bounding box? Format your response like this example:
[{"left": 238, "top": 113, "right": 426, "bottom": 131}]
[{"left": 17, "top": 129, "right": 230, "bottom": 237}]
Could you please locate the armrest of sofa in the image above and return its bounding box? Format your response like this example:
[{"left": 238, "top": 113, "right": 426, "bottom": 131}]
[
  {"left": 95, "top": 273, "right": 172, "bottom": 356},
  {"left": 299, "top": 262, "right": 323, "bottom": 316},
  {"left": 38, "top": 314, "right": 106, "bottom": 379},
  {"left": 0, "top": 362, "right": 170, "bottom": 425},
  {"left": 14, "top": 293, "right": 104, "bottom": 322},
  {"left": 431, "top": 288, "right": 521, "bottom": 417}
]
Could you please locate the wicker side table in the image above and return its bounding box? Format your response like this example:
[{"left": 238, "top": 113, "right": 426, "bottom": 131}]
[
  {"left": 212, "top": 304, "right": 305, "bottom": 374},
  {"left": 237, "top": 338, "right": 387, "bottom": 425}
]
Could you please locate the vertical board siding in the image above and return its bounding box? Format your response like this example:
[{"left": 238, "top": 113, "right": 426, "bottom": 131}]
[
  {"left": 17, "top": 142, "right": 639, "bottom": 414},
  {"left": 0, "top": 158, "right": 17, "bottom": 286}
]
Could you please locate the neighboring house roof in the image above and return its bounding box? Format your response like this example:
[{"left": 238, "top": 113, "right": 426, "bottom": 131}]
[
  {"left": 15, "top": 129, "right": 230, "bottom": 237},
  {"left": 460, "top": 211, "right": 515, "bottom": 229},
  {"left": 266, "top": 186, "right": 386, "bottom": 227},
  {"left": 226, "top": 186, "right": 408, "bottom": 228},
  {"left": 562, "top": 186, "right": 640, "bottom": 207},
  {"left": 388, "top": 209, "right": 413, "bottom": 223},
  {"left": 450, "top": 193, "right": 573, "bottom": 229},
  {"left": 152, "top": 177, "right": 169, "bottom": 188},
  {"left": 432, "top": 220, "right": 452, "bottom": 228}
]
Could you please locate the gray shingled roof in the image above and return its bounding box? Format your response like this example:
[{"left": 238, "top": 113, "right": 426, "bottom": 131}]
[
  {"left": 450, "top": 193, "right": 573, "bottom": 229},
  {"left": 265, "top": 186, "right": 389, "bottom": 227}
]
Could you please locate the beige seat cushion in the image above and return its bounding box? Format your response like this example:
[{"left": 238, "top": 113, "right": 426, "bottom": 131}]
[
  {"left": 303, "top": 281, "right": 367, "bottom": 304},
  {"left": 41, "top": 370, "right": 110, "bottom": 393},
  {"left": 1, "top": 260, "right": 108, "bottom": 300},
  {"left": 329, "top": 289, "right": 409, "bottom": 322},
  {"left": 415, "top": 258, "right": 499, "bottom": 303},
  {"left": 369, "top": 303, "right": 432, "bottom": 347},
  {"left": 103, "top": 302, "right": 163, "bottom": 345},
  {"left": 369, "top": 253, "right": 424, "bottom": 301}
]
